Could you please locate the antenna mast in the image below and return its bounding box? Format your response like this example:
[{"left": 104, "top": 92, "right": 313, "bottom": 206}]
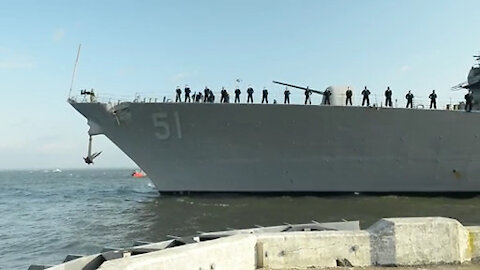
[{"left": 68, "top": 44, "right": 82, "bottom": 99}]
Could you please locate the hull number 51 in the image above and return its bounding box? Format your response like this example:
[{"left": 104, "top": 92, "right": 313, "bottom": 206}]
[{"left": 152, "top": 112, "right": 182, "bottom": 140}]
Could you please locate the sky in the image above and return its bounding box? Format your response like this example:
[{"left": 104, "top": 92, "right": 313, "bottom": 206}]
[{"left": 0, "top": 0, "right": 479, "bottom": 169}]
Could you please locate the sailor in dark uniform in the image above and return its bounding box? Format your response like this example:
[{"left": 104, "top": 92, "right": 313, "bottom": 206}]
[
  {"left": 361, "top": 86, "right": 370, "bottom": 106},
  {"left": 429, "top": 90, "right": 437, "bottom": 109},
  {"left": 220, "top": 87, "right": 228, "bottom": 103},
  {"left": 465, "top": 90, "right": 473, "bottom": 112},
  {"left": 345, "top": 87, "right": 353, "bottom": 105},
  {"left": 385, "top": 87, "right": 393, "bottom": 107},
  {"left": 261, "top": 88, "right": 268, "bottom": 104},
  {"left": 175, "top": 86, "right": 182, "bottom": 102},
  {"left": 304, "top": 87, "right": 312, "bottom": 105},
  {"left": 284, "top": 87, "right": 290, "bottom": 104},
  {"left": 81, "top": 89, "right": 96, "bottom": 103},
  {"left": 247, "top": 86, "right": 254, "bottom": 103},
  {"left": 224, "top": 91, "right": 230, "bottom": 103},
  {"left": 203, "top": 86, "right": 210, "bottom": 102},
  {"left": 323, "top": 88, "right": 332, "bottom": 105},
  {"left": 203, "top": 87, "right": 209, "bottom": 102},
  {"left": 208, "top": 91, "right": 215, "bottom": 103},
  {"left": 405, "top": 90, "right": 414, "bottom": 108},
  {"left": 184, "top": 85, "right": 191, "bottom": 102},
  {"left": 195, "top": 92, "right": 203, "bottom": 102},
  {"left": 234, "top": 88, "right": 241, "bottom": 103}
]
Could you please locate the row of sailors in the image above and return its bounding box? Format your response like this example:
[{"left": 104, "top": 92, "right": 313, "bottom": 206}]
[
  {"left": 175, "top": 86, "right": 475, "bottom": 112},
  {"left": 342, "top": 87, "right": 473, "bottom": 111},
  {"left": 176, "top": 86, "right": 270, "bottom": 104}
]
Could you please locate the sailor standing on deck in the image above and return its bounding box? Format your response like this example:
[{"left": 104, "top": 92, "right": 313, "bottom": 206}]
[
  {"left": 429, "top": 90, "right": 437, "bottom": 109},
  {"left": 184, "top": 85, "right": 191, "bottom": 102},
  {"left": 323, "top": 88, "right": 332, "bottom": 105},
  {"left": 385, "top": 87, "right": 393, "bottom": 107},
  {"left": 81, "top": 89, "right": 96, "bottom": 103},
  {"left": 262, "top": 88, "right": 268, "bottom": 104},
  {"left": 203, "top": 87, "right": 210, "bottom": 102},
  {"left": 234, "top": 88, "right": 241, "bottom": 103},
  {"left": 361, "top": 86, "right": 371, "bottom": 106},
  {"left": 224, "top": 91, "right": 230, "bottom": 103},
  {"left": 89, "top": 89, "right": 96, "bottom": 103},
  {"left": 284, "top": 87, "right": 290, "bottom": 104},
  {"left": 208, "top": 90, "right": 215, "bottom": 103},
  {"left": 465, "top": 90, "right": 474, "bottom": 112},
  {"left": 247, "top": 86, "right": 254, "bottom": 103},
  {"left": 345, "top": 87, "right": 353, "bottom": 105},
  {"left": 175, "top": 86, "right": 182, "bottom": 102},
  {"left": 304, "top": 87, "right": 312, "bottom": 105},
  {"left": 405, "top": 91, "right": 414, "bottom": 108},
  {"left": 220, "top": 87, "right": 229, "bottom": 103}
]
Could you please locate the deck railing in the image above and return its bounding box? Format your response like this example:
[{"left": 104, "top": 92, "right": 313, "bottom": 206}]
[{"left": 69, "top": 90, "right": 464, "bottom": 111}]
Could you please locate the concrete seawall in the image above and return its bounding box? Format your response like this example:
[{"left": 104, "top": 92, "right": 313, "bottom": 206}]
[{"left": 31, "top": 217, "right": 480, "bottom": 270}]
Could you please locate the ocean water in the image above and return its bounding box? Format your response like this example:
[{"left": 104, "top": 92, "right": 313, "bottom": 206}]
[{"left": 1, "top": 169, "right": 480, "bottom": 270}]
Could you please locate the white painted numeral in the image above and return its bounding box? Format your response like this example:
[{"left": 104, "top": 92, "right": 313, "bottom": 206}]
[
  {"left": 152, "top": 112, "right": 182, "bottom": 140},
  {"left": 153, "top": 113, "right": 170, "bottom": 140},
  {"left": 173, "top": 112, "right": 182, "bottom": 139}
]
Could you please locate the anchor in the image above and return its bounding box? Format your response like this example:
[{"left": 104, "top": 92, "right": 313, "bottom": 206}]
[{"left": 83, "top": 135, "right": 102, "bottom": 164}]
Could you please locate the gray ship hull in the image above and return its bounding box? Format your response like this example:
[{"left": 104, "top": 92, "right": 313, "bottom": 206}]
[{"left": 70, "top": 101, "right": 480, "bottom": 193}]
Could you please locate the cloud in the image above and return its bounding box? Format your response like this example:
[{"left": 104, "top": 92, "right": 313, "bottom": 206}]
[
  {"left": 118, "top": 67, "right": 133, "bottom": 76},
  {"left": 53, "top": 29, "right": 65, "bottom": 41},
  {"left": 0, "top": 48, "right": 35, "bottom": 69},
  {"left": 171, "top": 71, "right": 200, "bottom": 84},
  {"left": 400, "top": 65, "right": 410, "bottom": 72},
  {"left": 0, "top": 140, "right": 26, "bottom": 152},
  {"left": 0, "top": 59, "right": 34, "bottom": 69},
  {"left": 171, "top": 72, "right": 189, "bottom": 82},
  {"left": 36, "top": 141, "right": 79, "bottom": 155}
]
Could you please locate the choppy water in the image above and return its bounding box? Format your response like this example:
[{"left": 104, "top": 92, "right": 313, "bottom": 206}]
[{"left": 1, "top": 169, "right": 480, "bottom": 270}]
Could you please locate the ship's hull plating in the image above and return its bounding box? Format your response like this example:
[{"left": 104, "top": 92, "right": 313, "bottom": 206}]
[{"left": 70, "top": 101, "right": 480, "bottom": 192}]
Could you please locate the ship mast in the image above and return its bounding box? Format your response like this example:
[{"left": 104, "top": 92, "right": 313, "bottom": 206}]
[{"left": 68, "top": 44, "right": 82, "bottom": 99}]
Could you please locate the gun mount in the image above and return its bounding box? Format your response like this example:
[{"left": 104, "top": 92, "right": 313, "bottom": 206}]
[{"left": 272, "top": 81, "right": 324, "bottom": 95}]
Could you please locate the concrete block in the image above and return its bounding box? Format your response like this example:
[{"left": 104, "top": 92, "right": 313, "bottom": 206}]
[
  {"left": 63, "top": 254, "right": 84, "bottom": 262},
  {"left": 131, "top": 239, "right": 176, "bottom": 252},
  {"left": 47, "top": 254, "right": 103, "bottom": 270},
  {"left": 41, "top": 217, "right": 480, "bottom": 270},
  {"left": 467, "top": 226, "right": 480, "bottom": 262},
  {"left": 102, "top": 250, "right": 129, "bottom": 261},
  {"left": 97, "top": 234, "right": 256, "bottom": 270},
  {"left": 256, "top": 231, "right": 372, "bottom": 269},
  {"left": 133, "top": 241, "right": 152, "bottom": 246},
  {"left": 368, "top": 217, "right": 470, "bottom": 266},
  {"left": 27, "top": 265, "right": 51, "bottom": 270}
]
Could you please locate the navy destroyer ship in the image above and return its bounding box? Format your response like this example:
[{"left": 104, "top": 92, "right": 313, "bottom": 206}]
[{"left": 69, "top": 56, "right": 480, "bottom": 193}]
